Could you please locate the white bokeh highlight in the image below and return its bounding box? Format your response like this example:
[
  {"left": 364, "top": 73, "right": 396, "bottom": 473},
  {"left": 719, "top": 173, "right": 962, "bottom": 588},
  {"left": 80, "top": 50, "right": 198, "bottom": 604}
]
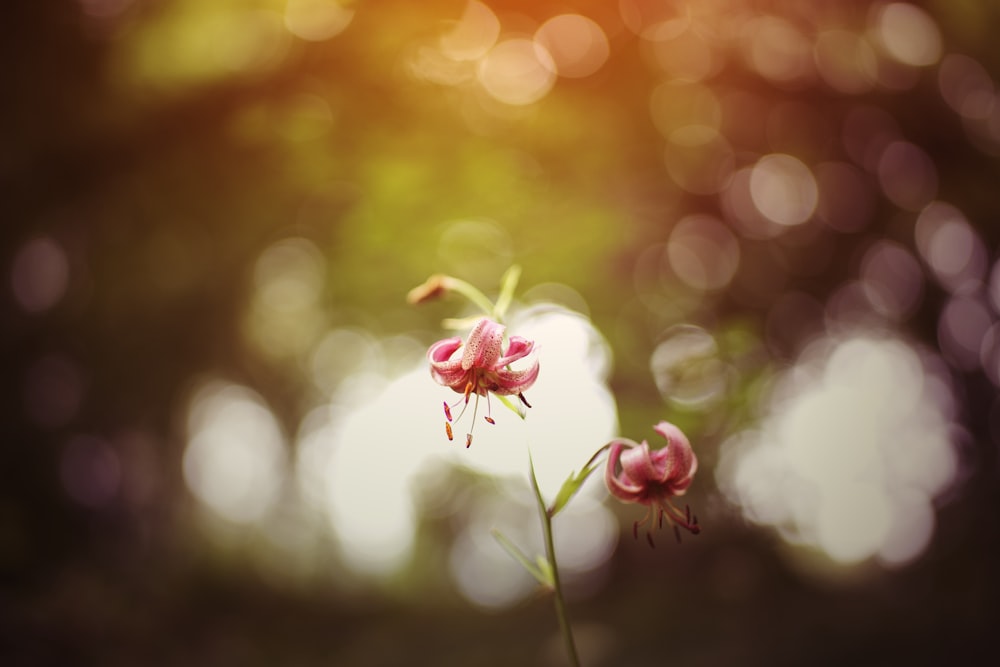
[
  {"left": 183, "top": 381, "right": 288, "bottom": 524},
  {"left": 296, "top": 304, "right": 619, "bottom": 599},
  {"left": 717, "top": 333, "right": 958, "bottom": 567}
]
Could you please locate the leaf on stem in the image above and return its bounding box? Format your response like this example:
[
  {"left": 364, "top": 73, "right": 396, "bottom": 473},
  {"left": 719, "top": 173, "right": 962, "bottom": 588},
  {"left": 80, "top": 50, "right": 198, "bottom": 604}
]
[
  {"left": 547, "top": 444, "right": 611, "bottom": 518},
  {"left": 496, "top": 393, "right": 527, "bottom": 419},
  {"left": 491, "top": 528, "right": 554, "bottom": 588},
  {"left": 548, "top": 462, "right": 600, "bottom": 518}
]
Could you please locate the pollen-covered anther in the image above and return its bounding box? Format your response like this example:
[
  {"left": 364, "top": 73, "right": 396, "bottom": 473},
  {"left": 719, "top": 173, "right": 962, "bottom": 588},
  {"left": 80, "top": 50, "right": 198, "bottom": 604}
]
[
  {"left": 484, "top": 416, "right": 495, "bottom": 425},
  {"left": 445, "top": 422, "right": 454, "bottom": 441},
  {"left": 443, "top": 401, "right": 453, "bottom": 422},
  {"left": 465, "top": 433, "right": 473, "bottom": 448}
]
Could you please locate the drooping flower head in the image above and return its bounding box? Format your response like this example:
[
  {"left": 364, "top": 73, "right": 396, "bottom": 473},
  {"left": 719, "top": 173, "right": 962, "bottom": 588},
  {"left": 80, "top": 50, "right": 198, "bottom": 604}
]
[
  {"left": 428, "top": 317, "right": 539, "bottom": 447},
  {"left": 605, "top": 421, "right": 700, "bottom": 545}
]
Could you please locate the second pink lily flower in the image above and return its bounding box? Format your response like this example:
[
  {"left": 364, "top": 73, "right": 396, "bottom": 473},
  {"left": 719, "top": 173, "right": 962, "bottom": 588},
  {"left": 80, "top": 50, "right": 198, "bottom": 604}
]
[{"left": 605, "top": 421, "right": 700, "bottom": 545}]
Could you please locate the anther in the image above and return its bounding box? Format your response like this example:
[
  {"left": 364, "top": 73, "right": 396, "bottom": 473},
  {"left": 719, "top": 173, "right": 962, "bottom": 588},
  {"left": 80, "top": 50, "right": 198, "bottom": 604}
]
[
  {"left": 443, "top": 402, "right": 453, "bottom": 422},
  {"left": 465, "top": 433, "right": 473, "bottom": 448},
  {"left": 673, "top": 525, "right": 681, "bottom": 543},
  {"left": 445, "top": 422, "right": 454, "bottom": 441},
  {"left": 646, "top": 532, "right": 656, "bottom": 548},
  {"left": 518, "top": 393, "right": 532, "bottom": 408},
  {"left": 632, "top": 521, "right": 639, "bottom": 540},
  {"left": 484, "top": 416, "right": 495, "bottom": 425}
]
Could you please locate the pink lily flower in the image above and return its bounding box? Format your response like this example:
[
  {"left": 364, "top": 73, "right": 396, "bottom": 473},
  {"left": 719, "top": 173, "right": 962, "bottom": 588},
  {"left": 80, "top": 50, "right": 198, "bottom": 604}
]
[
  {"left": 428, "top": 317, "right": 539, "bottom": 447},
  {"left": 605, "top": 421, "right": 700, "bottom": 545}
]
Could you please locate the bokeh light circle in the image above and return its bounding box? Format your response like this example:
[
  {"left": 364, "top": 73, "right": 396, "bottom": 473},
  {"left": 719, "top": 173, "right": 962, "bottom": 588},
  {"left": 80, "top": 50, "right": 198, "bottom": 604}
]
[
  {"left": 749, "top": 154, "right": 818, "bottom": 226},
  {"left": 667, "top": 213, "right": 740, "bottom": 292},
  {"left": 650, "top": 324, "right": 729, "bottom": 408},
  {"left": 477, "top": 38, "right": 556, "bottom": 106},
  {"left": 534, "top": 14, "right": 610, "bottom": 79},
  {"left": 10, "top": 236, "right": 70, "bottom": 313},
  {"left": 183, "top": 381, "right": 287, "bottom": 525},
  {"left": 873, "top": 2, "right": 942, "bottom": 68},
  {"left": 717, "top": 333, "right": 958, "bottom": 567}
]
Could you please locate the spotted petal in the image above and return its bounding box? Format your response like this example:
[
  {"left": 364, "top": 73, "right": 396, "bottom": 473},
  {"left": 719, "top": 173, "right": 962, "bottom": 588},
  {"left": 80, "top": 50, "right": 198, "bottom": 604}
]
[{"left": 461, "top": 318, "right": 504, "bottom": 371}]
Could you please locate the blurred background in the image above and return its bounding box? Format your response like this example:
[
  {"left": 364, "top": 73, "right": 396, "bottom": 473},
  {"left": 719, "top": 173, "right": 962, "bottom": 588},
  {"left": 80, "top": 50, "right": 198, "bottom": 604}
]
[{"left": 3, "top": 0, "right": 1000, "bottom": 664}]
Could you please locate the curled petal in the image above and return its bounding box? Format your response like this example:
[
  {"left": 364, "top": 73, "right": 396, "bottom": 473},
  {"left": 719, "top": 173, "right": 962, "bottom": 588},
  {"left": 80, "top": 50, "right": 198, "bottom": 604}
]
[
  {"left": 618, "top": 441, "right": 662, "bottom": 489},
  {"left": 492, "top": 362, "right": 540, "bottom": 395},
  {"left": 497, "top": 336, "right": 534, "bottom": 367},
  {"left": 430, "top": 365, "right": 470, "bottom": 391},
  {"left": 428, "top": 337, "right": 462, "bottom": 363},
  {"left": 461, "top": 318, "right": 504, "bottom": 371},
  {"left": 605, "top": 440, "right": 648, "bottom": 504},
  {"left": 652, "top": 421, "right": 697, "bottom": 494},
  {"left": 428, "top": 337, "right": 469, "bottom": 390}
]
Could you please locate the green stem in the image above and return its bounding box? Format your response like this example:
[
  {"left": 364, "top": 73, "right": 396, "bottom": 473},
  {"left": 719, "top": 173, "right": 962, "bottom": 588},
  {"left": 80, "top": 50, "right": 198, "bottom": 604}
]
[
  {"left": 528, "top": 455, "right": 582, "bottom": 667},
  {"left": 444, "top": 277, "right": 498, "bottom": 319}
]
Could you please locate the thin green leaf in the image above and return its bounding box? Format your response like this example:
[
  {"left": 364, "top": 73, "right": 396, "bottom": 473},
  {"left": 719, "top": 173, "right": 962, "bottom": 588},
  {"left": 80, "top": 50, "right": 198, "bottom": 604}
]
[
  {"left": 535, "top": 555, "right": 555, "bottom": 588},
  {"left": 494, "top": 264, "right": 522, "bottom": 319},
  {"left": 491, "top": 528, "right": 551, "bottom": 587},
  {"left": 496, "top": 393, "right": 526, "bottom": 419},
  {"left": 547, "top": 444, "right": 613, "bottom": 518},
  {"left": 547, "top": 463, "right": 599, "bottom": 518}
]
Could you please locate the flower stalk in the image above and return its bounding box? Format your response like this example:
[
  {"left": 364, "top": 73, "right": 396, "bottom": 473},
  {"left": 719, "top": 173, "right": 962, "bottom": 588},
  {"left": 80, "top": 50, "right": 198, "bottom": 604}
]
[{"left": 528, "top": 454, "right": 581, "bottom": 667}]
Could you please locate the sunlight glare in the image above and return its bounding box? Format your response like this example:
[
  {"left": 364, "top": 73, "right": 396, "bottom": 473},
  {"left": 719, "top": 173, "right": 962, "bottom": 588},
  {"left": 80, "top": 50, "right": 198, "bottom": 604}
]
[
  {"left": 477, "top": 39, "right": 556, "bottom": 106},
  {"left": 440, "top": 1, "right": 500, "bottom": 61},
  {"left": 183, "top": 381, "right": 287, "bottom": 525},
  {"left": 717, "top": 334, "right": 958, "bottom": 567},
  {"left": 749, "top": 154, "right": 818, "bottom": 226},
  {"left": 534, "top": 14, "right": 609, "bottom": 79},
  {"left": 284, "top": 0, "right": 354, "bottom": 42},
  {"left": 872, "top": 3, "right": 942, "bottom": 68}
]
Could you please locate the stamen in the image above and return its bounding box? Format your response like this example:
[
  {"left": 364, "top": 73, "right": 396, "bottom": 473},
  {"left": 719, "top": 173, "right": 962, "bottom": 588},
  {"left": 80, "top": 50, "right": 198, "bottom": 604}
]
[
  {"left": 484, "top": 391, "right": 495, "bottom": 425},
  {"left": 518, "top": 392, "right": 532, "bottom": 408},
  {"left": 646, "top": 532, "right": 656, "bottom": 548},
  {"left": 445, "top": 422, "right": 453, "bottom": 441},
  {"left": 673, "top": 525, "right": 681, "bottom": 543},
  {"left": 443, "top": 401, "right": 453, "bottom": 422},
  {"left": 463, "top": 381, "right": 473, "bottom": 404},
  {"left": 465, "top": 433, "right": 473, "bottom": 448},
  {"left": 658, "top": 509, "right": 664, "bottom": 529}
]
